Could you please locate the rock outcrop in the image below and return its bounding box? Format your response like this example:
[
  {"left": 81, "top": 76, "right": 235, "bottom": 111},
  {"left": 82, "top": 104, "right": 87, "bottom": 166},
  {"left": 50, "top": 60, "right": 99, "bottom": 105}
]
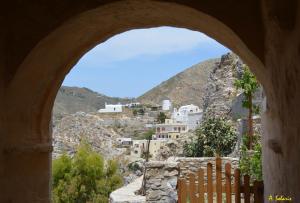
[
  {"left": 202, "top": 52, "right": 264, "bottom": 121},
  {"left": 202, "top": 53, "right": 243, "bottom": 119}
]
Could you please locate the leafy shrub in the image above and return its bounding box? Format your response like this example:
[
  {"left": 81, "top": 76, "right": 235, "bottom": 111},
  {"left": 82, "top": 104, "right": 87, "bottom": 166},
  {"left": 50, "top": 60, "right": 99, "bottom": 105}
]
[
  {"left": 184, "top": 117, "right": 237, "bottom": 157},
  {"left": 156, "top": 112, "right": 167, "bottom": 123},
  {"left": 183, "top": 137, "right": 204, "bottom": 157},
  {"left": 239, "top": 135, "right": 262, "bottom": 181},
  {"left": 52, "top": 142, "right": 123, "bottom": 203},
  {"left": 133, "top": 108, "right": 145, "bottom": 116},
  {"left": 128, "top": 162, "right": 142, "bottom": 172}
]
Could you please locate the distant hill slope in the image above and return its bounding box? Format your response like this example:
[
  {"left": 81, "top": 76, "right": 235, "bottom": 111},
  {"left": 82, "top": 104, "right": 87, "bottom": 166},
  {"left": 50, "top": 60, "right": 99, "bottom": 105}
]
[
  {"left": 137, "top": 58, "right": 219, "bottom": 107},
  {"left": 53, "top": 86, "right": 133, "bottom": 119}
]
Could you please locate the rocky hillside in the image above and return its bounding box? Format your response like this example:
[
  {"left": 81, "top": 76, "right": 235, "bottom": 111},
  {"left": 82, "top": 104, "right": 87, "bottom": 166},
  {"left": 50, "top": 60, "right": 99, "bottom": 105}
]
[
  {"left": 202, "top": 52, "right": 263, "bottom": 120},
  {"left": 53, "top": 86, "right": 134, "bottom": 120},
  {"left": 52, "top": 111, "right": 155, "bottom": 159},
  {"left": 52, "top": 112, "right": 123, "bottom": 159},
  {"left": 137, "top": 59, "right": 219, "bottom": 107}
]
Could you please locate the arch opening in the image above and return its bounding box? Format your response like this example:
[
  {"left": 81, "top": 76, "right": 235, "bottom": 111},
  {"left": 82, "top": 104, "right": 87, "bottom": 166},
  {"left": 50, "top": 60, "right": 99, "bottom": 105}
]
[{"left": 51, "top": 25, "right": 264, "bottom": 201}]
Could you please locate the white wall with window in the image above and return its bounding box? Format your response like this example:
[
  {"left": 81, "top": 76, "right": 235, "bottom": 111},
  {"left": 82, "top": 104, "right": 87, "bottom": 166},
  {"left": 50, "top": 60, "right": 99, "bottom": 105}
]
[{"left": 171, "top": 104, "right": 203, "bottom": 130}]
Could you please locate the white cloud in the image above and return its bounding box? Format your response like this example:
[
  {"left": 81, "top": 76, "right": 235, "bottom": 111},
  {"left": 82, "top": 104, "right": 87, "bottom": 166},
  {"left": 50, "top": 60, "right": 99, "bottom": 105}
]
[{"left": 78, "top": 27, "right": 217, "bottom": 64}]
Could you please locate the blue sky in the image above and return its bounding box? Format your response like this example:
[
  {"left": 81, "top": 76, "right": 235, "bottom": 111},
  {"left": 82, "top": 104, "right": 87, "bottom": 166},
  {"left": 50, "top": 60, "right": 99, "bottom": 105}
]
[{"left": 63, "top": 27, "right": 229, "bottom": 98}]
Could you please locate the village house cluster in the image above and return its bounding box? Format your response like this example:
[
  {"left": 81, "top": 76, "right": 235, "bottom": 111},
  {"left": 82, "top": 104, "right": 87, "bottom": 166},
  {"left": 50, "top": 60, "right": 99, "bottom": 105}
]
[{"left": 113, "top": 100, "right": 203, "bottom": 159}]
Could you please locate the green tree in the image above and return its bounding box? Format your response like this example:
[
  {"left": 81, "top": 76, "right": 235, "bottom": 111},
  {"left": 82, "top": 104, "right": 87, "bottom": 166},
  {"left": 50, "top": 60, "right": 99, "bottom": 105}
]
[
  {"left": 239, "top": 135, "right": 262, "bottom": 181},
  {"left": 184, "top": 117, "right": 237, "bottom": 157},
  {"left": 234, "top": 65, "right": 259, "bottom": 149},
  {"left": 142, "top": 129, "right": 154, "bottom": 162},
  {"left": 156, "top": 112, "right": 167, "bottom": 123},
  {"left": 52, "top": 142, "right": 123, "bottom": 203}
]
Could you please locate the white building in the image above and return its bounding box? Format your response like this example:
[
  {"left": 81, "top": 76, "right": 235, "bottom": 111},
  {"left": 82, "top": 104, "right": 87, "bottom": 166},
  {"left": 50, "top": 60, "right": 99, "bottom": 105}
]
[
  {"left": 98, "top": 103, "right": 123, "bottom": 113},
  {"left": 171, "top": 104, "right": 203, "bottom": 130},
  {"left": 162, "top": 99, "right": 172, "bottom": 111},
  {"left": 153, "top": 119, "right": 189, "bottom": 140}
]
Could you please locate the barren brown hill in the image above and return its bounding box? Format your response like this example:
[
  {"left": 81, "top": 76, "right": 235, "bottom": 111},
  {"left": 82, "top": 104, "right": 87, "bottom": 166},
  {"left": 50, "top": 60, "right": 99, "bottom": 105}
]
[
  {"left": 53, "top": 86, "right": 134, "bottom": 120},
  {"left": 137, "top": 58, "right": 219, "bottom": 107}
]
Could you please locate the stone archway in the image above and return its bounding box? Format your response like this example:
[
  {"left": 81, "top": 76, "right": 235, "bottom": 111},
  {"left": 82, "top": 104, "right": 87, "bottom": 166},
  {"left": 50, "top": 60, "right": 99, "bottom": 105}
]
[{"left": 1, "top": 0, "right": 299, "bottom": 202}]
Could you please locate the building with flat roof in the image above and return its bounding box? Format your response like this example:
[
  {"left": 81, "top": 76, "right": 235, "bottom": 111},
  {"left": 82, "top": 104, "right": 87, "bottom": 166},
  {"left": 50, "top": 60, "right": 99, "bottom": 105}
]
[
  {"left": 172, "top": 104, "right": 203, "bottom": 130},
  {"left": 98, "top": 103, "right": 123, "bottom": 113},
  {"left": 153, "top": 119, "right": 189, "bottom": 140},
  {"left": 131, "top": 139, "right": 166, "bottom": 159},
  {"left": 162, "top": 99, "right": 172, "bottom": 111}
]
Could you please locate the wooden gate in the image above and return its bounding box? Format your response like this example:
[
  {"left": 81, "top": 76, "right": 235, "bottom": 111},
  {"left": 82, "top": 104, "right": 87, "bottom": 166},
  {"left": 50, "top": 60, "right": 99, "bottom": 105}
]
[{"left": 177, "top": 157, "right": 264, "bottom": 203}]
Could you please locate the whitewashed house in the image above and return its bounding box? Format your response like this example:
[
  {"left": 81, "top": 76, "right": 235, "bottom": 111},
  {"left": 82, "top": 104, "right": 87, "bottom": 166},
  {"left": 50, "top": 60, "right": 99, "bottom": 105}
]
[
  {"left": 162, "top": 99, "right": 172, "bottom": 111},
  {"left": 171, "top": 104, "right": 203, "bottom": 130},
  {"left": 98, "top": 103, "right": 123, "bottom": 113}
]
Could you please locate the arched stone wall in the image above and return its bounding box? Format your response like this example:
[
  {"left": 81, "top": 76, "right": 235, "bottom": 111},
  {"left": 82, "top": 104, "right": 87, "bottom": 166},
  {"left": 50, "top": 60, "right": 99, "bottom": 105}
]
[{"left": 1, "top": 0, "right": 299, "bottom": 202}]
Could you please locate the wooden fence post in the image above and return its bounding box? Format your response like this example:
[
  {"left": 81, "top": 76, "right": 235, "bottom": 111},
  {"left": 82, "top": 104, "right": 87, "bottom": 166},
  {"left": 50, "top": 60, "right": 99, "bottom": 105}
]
[
  {"left": 216, "top": 157, "right": 222, "bottom": 203},
  {"left": 225, "top": 163, "right": 232, "bottom": 203},
  {"left": 189, "top": 173, "right": 196, "bottom": 203},
  {"left": 234, "top": 169, "right": 241, "bottom": 203},
  {"left": 179, "top": 178, "right": 187, "bottom": 203},
  {"left": 253, "top": 181, "right": 264, "bottom": 203},
  {"left": 197, "top": 168, "right": 204, "bottom": 203},
  {"left": 178, "top": 179, "right": 182, "bottom": 203},
  {"left": 207, "top": 163, "right": 213, "bottom": 203},
  {"left": 244, "top": 175, "right": 250, "bottom": 203}
]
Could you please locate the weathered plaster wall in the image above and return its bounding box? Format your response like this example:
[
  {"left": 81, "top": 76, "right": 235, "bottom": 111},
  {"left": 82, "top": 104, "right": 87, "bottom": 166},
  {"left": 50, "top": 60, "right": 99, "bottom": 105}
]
[{"left": 261, "top": 0, "right": 300, "bottom": 200}]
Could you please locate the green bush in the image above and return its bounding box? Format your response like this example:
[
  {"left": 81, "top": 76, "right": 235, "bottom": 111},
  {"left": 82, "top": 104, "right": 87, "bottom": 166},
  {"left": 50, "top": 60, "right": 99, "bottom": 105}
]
[
  {"left": 128, "top": 162, "right": 142, "bottom": 172},
  {"left": 183, "top": 137, "right": 204, "bottom": 157},
  {"left": 184, "top": 117, "right": 237, "bottom": 157},
  {"left": 52, "top": 142, "right": 123, "bottom": 203},
  {"left": 156, "top": 112, "right": 167, "bottom": 123},
  {"left": 239, "top": 135, "right": 262, "bottom": 181}
]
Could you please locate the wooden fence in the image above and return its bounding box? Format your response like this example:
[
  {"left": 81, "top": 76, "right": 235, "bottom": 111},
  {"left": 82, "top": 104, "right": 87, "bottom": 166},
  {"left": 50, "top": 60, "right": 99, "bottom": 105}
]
[{"left": 177, "top": 157, "right": 264, "bottom": 203}]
